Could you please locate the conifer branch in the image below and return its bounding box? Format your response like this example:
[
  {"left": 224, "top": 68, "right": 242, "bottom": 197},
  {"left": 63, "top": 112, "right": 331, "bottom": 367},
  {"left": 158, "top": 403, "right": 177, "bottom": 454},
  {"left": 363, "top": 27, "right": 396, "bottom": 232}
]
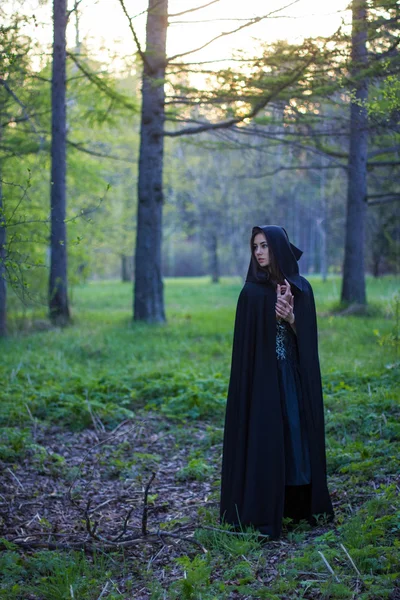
[{"left": 117, "top": 0, "right": 149, "bottom": 68}]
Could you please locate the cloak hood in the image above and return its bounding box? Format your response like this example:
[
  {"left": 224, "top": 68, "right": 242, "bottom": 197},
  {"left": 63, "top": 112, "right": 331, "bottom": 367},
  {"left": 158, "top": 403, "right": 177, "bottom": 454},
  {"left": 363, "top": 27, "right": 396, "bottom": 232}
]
[{"left": 246, "top": 225, "right": 304, "bottom": 292}]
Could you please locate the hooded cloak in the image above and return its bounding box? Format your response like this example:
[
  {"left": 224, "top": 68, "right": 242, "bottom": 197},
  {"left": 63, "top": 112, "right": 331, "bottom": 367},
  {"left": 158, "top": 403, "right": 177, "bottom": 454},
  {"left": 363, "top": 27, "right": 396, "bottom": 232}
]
[{"left": 219, "top": 225, "right": 334, "bottom": 539}]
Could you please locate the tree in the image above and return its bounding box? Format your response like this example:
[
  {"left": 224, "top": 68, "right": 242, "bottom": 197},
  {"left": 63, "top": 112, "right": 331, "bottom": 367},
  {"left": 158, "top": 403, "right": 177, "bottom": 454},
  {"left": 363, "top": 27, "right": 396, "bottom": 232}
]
[
  {"left": 120, "top": 0, "right": 330, "bottom": 321},
  {"left": 49, "top": 0, "right": 70, "bottom": 325},
  {"left": 341, "top": 0, "right": 369, "bottom": 305},
  {"left": 133, "top": 0, "right": 168, "bottom": 322},
  {"left": 210, "top": 1, "right": 399, "bottom": 299},
  {"left": 0, "top": 10, "right": 40, "bottom": 336}
]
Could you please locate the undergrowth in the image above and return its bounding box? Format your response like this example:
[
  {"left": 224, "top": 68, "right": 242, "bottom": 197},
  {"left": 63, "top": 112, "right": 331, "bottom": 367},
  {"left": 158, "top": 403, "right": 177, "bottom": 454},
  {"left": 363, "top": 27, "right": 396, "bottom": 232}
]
[{"left": 0, "top": 275, "right": 399, "bottom": 599}]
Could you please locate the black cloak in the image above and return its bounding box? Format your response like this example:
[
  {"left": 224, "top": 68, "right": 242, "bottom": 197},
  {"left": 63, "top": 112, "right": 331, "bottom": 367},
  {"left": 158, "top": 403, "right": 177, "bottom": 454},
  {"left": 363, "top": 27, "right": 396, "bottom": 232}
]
[{"left": 219, "top": 225, "right": 334, "bottom": 539}]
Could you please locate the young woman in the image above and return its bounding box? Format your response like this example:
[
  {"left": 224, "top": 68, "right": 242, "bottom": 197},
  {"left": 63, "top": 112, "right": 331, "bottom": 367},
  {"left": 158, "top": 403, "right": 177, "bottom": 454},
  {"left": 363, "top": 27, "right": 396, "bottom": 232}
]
[{"left": 220, "top": 225, "right": 334, "bottom": 539}]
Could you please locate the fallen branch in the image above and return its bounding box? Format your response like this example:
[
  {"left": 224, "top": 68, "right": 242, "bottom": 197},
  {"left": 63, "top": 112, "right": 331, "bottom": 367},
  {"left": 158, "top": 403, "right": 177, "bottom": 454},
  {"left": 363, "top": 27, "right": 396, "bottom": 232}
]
[{"left": 4, "top": 528, "right": 207, "bottom": 553}]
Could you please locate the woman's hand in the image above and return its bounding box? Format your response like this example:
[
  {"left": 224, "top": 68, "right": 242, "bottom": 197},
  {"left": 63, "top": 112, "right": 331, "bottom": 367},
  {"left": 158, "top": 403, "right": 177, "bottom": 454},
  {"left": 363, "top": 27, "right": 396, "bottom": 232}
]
[{"left": 276, "top": 279, "right": 295, "bottom": 324}]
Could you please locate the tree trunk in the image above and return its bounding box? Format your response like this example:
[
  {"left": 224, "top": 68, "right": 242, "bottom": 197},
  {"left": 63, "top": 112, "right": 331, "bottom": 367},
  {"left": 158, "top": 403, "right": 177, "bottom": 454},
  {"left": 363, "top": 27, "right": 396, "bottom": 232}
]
[
  {"left": 121, "top": 254, "right": 132, "bottom": 282},
  {"left": 341, "top": 0, "right": 368, "bottom": 305},
  {"left": 49, "top": 0, "right": 70, "bottom": 325},
  {"left": 0, "top": 174, "right": 6, "bottom": 337},
  {"left": 133, "top": 0, "right": 168, "bottom": 322},
  {"left": 208, "top": 233, "right": 220, "bottom": 283},
  {"left": 318, "top": 158, "right": 328, "bottom": 282},
  {"left": 317, "top": 219, "right": 328, "bottom": 282},
  {"left": 372, "top": 254, "right": 381, "bottom": 277}
]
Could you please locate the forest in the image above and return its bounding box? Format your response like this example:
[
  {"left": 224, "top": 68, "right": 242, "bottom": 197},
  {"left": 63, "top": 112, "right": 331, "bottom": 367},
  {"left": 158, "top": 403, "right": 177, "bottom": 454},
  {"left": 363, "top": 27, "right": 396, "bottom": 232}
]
[{"left": 0, "top": 0, "right": 399, "bottom": 598}]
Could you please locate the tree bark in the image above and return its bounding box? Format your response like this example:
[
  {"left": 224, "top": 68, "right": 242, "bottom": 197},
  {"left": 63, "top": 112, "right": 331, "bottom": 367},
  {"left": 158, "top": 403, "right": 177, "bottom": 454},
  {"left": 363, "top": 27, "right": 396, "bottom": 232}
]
[
  {"left": 208, "top": 233, "right": 220, "bottom": 283},
  {"left": 318, "top": 156, "right": 328, "bottom": 282},
  {"left": 133, "top": 0, "right": 168, "bottom": 322},
  {"left": 121, "top": 255, "right": 132, "bottom": 282},
  {"left": 49, "top": 0, "right": 70, "bottom": 326},
  {"left": 341, "top": 0, "right": 368, "bottom": 305},
  {"left": 317, "top": 218, "right": 328, "bottom": 282},
  {"left": 0, "top": 174, "right": 6, "bottom": 337}
]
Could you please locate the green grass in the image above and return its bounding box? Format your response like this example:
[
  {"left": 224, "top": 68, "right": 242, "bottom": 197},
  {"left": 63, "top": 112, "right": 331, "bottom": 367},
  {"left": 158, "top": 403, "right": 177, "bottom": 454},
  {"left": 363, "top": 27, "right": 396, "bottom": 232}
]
[
  {"left": 2, "top": 276, "right": 398, "bottom": 428},
  {"left": 1, "top": 275, "right": 399, "bottom": 599},
  {"left": 0, "top": 547, "right": 120, "bottom": 600}
]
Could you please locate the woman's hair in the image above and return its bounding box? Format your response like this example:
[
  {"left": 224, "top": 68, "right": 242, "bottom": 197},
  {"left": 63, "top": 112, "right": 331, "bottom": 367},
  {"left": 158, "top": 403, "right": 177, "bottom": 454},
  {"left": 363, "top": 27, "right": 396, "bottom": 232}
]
[{"left": 250, "top": 227, "right": 285, "bottom": 285}]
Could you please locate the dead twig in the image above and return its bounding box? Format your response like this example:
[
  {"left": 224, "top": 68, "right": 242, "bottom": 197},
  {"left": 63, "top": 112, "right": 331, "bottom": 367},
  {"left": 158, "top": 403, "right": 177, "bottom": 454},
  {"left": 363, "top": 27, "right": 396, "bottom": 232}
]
[
  {"left": 340, "top": 543, "right": 362, "bottom": 577},
  {"left": 318, "top": 550, "right": 340, "bottom": 583},
  {"left": 89, "top": 498, "right": 113, "bottom": 515},
  {"left": 84, "top": 500, "right": 99, "bottom": 538},
  {"left": 96, "top": 581, "right": 110, "bottom": 600},
  {"left": 142, "top": 472, "right": 156, "bottom": 536},
  {"left": 6, "top": 468, "right": 24, "bottom": 490},
  {"left": 4, "top": 529, "right": 208, "bottom": 552},
  {"left": 113, "top": 505, "right": 135, "bottom": 542},
  {"left": 147, "top": 544, "right": 166, "bottom": 570},
  {"left": 154, "top": 529, "right": 207, "bottom": 553},
  {"left": 199, "top": 525, "right": 271, "bottom": 538}
]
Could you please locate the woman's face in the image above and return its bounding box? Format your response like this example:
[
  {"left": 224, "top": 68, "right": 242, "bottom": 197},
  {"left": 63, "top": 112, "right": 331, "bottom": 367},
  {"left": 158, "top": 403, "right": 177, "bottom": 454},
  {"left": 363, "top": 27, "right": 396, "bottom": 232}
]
[{"left": 253, "top": 232, "right": 270, "bottom": 267}]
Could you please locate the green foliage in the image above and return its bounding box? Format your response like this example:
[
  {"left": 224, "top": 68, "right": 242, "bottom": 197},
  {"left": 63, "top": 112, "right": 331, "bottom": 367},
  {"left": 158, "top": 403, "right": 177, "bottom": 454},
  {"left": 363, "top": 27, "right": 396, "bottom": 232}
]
[
  {"left": 364, "top": 74, "right": 400, "bottom": 119},
  {"left": 373, "top": 291, "right": 400, "bottom": 352},
  {"left": 169, "top": 555, "right": 212, "bottom": 599},
  {"left": 1, "top": 8, "right": 140, "bottom": 324},
  {"left": 3, "top": 275, "right": 397, "bottom": 430},
  {"left": 200, "top": 425, "right": 224, "bottom": 448},
  {"left": 274, "top": 484, "right": 400, "bottom": 599},
  {"left": 0, "top": 427, "right": 66, "bottom": 476},
  {"left": 133, "top": 371, "right": 227, "bottom": 420},
  {"left": 101, "top": 444, "right": 161, "bottom": 479},
  {"left": 196, "top": 526, "right": 262, "bottom": 558},
  {"left": 176, "top": 458, "right": 214, "bottom": 482},
  {"left": 0, "top": 427, "right": 32, "bottom": 461},
  {"left": 0, "top": 550, "right": 118, "bottom": 600}
]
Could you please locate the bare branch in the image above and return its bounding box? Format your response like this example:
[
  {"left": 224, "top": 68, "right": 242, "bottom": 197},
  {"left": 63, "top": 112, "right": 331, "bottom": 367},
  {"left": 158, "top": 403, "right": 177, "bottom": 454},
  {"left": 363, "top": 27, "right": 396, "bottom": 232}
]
[
  {"left": 31, "top": 73, "right": 52, "bottom": 84},
  {"left": 367, "top": 194, "right": 400, "bottom": 206},
  {"left": 171, "top": 15, "right": 294, "bottom": 24},
  {"left": 368, "top": 161, "right": 400, "bottom": 168},
  {"left": 117, "top": 0, "right": 149, "bottom": 68},
  {"left": 67, "top": 0, "right": 84, "bottom": 20},
  {"left": 67, "top": 139, "right": 134, "bottom": 163},
  {"left": 227, "top": 125, "right": 349, "bottom": 160},
  {"left": 0, "top": 79, "right": 45, "bottom": 147},
  {"left": 203, "top": 126, "right": 349, "bottom": 168},
  {"left": 168, "top": 0, "right": 221, "bottom": 18},
  {"left": 235, "top": 163, "right": 347, "bottom": 179},
  {"left": 167, "top": 0, "right": 300, "bottom": 62},
  {"left": 169, "top": 57, "right": 260, "bottom": 66},
  {"left": 128, "top": 0, "right": 166, "bottom": 21},
  {"left": 368, "top": 145, "right": 400, "bottom": 158}
]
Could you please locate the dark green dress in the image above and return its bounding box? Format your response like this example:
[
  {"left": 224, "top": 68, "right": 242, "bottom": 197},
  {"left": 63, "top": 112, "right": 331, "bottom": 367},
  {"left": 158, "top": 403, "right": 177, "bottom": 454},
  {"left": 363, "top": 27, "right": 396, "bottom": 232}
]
[{"left": 276, "top": 318, "right": 311, "bottom": 486}]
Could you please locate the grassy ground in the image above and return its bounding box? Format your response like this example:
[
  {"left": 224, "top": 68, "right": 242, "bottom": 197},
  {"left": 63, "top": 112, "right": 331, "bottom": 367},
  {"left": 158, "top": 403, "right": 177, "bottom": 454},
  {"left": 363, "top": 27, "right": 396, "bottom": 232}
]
[{"left": 0, "top": 275, "right": 399, "bottom": 599}]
